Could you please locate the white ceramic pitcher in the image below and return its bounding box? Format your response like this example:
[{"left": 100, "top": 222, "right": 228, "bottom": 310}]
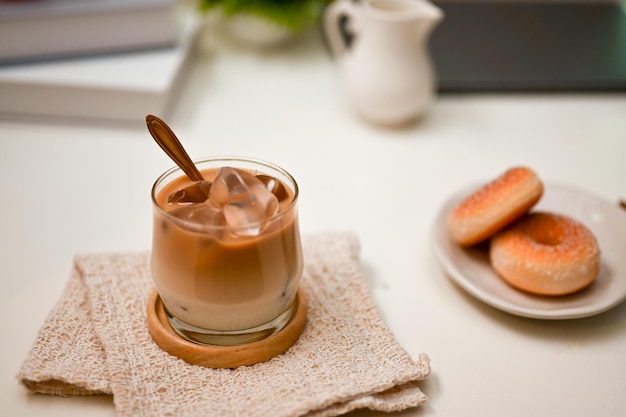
[{"left": 324, "top": 0, "right": 443, "bottom": 125}]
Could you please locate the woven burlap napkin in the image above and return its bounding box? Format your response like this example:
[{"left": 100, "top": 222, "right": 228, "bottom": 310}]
[{"left": 18, "top": 232, "right": 430, "bottom": 417}]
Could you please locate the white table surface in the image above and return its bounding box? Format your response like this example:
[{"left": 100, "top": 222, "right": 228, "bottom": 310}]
[{"left": 2, "top": 18, "right": 626, "bottom": 417}]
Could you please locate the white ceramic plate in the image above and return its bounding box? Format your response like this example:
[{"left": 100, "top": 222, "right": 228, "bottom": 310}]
[{"left": 432, "top": 183, "right": 626, "bottom": 319}]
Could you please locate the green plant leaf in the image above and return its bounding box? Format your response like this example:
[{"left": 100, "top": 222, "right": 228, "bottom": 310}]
[{"left": 198, "top": 0, "right": 331, "bottom": 32}]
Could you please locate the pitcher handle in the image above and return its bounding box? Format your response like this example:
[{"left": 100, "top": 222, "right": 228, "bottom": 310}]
[{"left": 323, "top": 0, "right": 357, "bottom": 58}]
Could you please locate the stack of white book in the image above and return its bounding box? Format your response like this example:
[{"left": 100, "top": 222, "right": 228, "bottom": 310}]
[{"left": 0, "top": 0, "right": 201, "bottom": 124}]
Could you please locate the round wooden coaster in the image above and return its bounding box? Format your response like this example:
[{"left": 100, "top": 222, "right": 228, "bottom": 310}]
[{"left": 146, "top": 289, "right": 307, "bottom": 368}]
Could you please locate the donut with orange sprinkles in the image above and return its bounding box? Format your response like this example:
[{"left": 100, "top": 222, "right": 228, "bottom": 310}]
[
  {"left": 490, "top": 212, "right": 600, "bottom": 296},
  {"left": 448, "top": 166, "right": 544, "bottom": 246}
]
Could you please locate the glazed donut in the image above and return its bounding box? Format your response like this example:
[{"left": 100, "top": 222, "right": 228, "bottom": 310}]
[
  {"left": 490, "top": 212, "right": 600, "bottom": 296},
  {"left": 448, "top": 166, "right": 544, "bottom": 246}
]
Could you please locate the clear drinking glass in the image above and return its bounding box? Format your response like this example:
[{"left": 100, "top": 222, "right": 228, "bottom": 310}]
[{"left": 150, "top": 157, "right": 303, "bottom": 346}]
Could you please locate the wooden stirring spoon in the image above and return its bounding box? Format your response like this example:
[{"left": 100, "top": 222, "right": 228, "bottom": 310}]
[{"left": 146, "top": 114, "right": 212, "bottom": 204}]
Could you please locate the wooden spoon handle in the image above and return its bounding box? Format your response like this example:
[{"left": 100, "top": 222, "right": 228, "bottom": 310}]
[{"left": 146, "top": 114, "right": 204, "bottom": 182}]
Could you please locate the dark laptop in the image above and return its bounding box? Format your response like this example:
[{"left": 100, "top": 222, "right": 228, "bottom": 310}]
[{"left": 429, "top": 1, "right": 626, "bottom": 91}]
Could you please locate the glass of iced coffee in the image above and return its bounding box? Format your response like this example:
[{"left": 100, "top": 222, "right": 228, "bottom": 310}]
[{"left": 150, "top": 156, "right": 303, "bottom": 346}]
